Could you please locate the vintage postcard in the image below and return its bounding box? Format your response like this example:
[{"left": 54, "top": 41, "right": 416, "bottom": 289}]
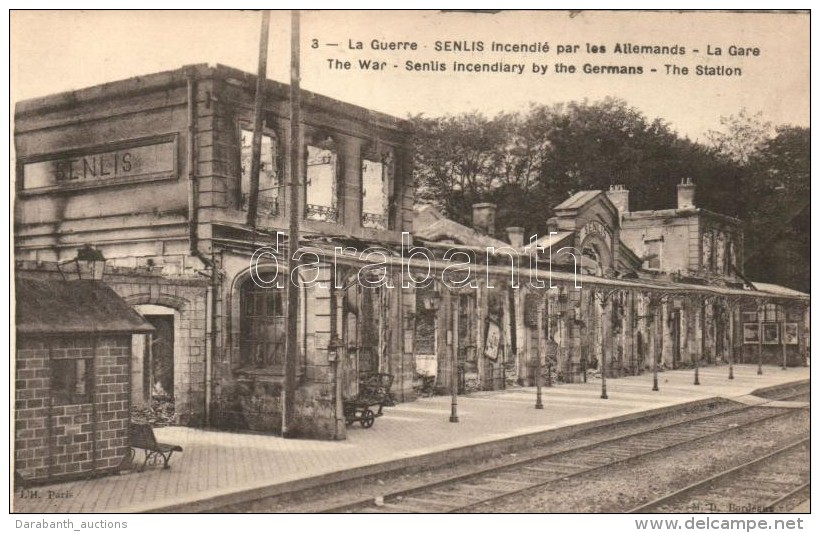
[{"left": 9, "top": 9, "right": 810, "bottom": 525}]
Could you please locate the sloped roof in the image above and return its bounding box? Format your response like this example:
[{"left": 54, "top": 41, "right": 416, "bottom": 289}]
[
  {"left": 750, "top": 282, "right": 809, "bottom": 299},
  {"left": 525, "top": 231, "right": 574, "bottom": 252},
  {"left": 16, "top": 278, "right": 155, "bottom": 335},
  {"left": 554, "top": 190, "right": 602, "bottom": 211},
  {"left": 413, "top": 205, "right": 509, "bottom": 248}
]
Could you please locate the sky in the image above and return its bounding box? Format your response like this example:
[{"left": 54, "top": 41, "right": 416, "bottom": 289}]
[{"left": 9, "top": 10, "right": 810, "bottom": 142}]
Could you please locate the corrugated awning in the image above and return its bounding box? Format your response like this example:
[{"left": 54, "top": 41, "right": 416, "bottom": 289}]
[{"left": 16, "top": 278, "right": 155, "bottom": 335}]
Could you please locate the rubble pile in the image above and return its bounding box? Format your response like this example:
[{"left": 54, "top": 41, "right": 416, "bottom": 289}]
[{"left": 131, "top": 397, "right": 176, "bottom": 426}]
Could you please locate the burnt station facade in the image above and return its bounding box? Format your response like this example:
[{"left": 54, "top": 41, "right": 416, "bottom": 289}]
[
  {"left": 14, "top": 64, "right": 809, "bottom": 444},
  {"left": 15, "top": 64, "right": 415, "bottom": 440}
]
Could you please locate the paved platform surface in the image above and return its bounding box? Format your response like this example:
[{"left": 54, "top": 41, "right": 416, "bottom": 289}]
[{"left": 12, "top": 364, "right": 809, "bottom": 513}]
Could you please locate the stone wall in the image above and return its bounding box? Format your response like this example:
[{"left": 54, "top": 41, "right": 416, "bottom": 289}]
[{"left": 107, "top": 272, "right": 209, "bottom": 426}]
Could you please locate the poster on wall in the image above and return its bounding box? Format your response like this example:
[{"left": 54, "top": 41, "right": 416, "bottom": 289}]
[
  {"left": 762, "top": 323, "right": 780, "bottom": 344},
  {"left": 783, "top": 323, "right": 799, "bottom": 345},
  {"left": 742, "top": 323, "right": 760, "bottom": 344},
  {"left": 484, "top": 319, "right": 501, "bottom": 361},
  {"left": 414, "top": 353, "right": 437, "bottom": 377}
]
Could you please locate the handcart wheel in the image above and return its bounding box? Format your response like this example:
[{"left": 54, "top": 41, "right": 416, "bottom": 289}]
[{"left": 360, "top": 409, "right": 375, "bottom": 428}]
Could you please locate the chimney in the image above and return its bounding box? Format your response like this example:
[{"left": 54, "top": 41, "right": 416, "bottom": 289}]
[
  {"left": 506, "top": 226, "right": 525, "bottom": 248},
  {"left": 606, "top": 184, "right": 630, "bottom": 214},
  {"left": 472, "top": 202, "right": 496, "bottom": 236},
  {"left": 677, "top": 178, "right": 696, "bottom": 210}
]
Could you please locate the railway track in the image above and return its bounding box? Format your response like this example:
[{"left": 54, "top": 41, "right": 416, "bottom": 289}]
[
  {"left": 322, "top": 405, "right": 802, "bottom": 513},
  {"left": 755, "top": 382, "right": 810, "bottom": 402},
  {"left": 629, "top": 438, "right": 810, "bottom": 513},
  {"left": 776, "top": 390, "right": 811, "bottom": 402}
]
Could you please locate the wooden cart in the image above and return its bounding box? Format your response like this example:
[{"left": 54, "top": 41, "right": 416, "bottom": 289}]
[{"left": 343, "top": 373, "right": 394, "bottom": 428}]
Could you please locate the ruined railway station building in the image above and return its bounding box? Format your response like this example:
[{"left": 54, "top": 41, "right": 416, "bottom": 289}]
[{"left": 14, "top": 64, "right": 810, "bottom": 450}]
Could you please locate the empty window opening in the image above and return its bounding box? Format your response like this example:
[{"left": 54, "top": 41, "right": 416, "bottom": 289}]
[
  {"left": 306, "top": 141, "right": 338, "bottom": 223},
  {"left": 240, "top": 129, "right": 280, "bottom": 216},
  {"left": 362, "top": 158, "right": 389, "bottom": 229},
  {"left": 644, "top": 238, "right": 662, "bottom": 270}
]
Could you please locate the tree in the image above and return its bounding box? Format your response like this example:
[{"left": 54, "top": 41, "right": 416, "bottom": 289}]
[
  {"left": 705, "top": 108, "right": 773, "bottom": 165},
  {"left": 410, "top": 98, "right": 746, "bottom": 237},
  {"left": 741, "top": 126, "right": 810, "bottom": 292},
  {"left": 410, "top": 111, "right": 512, "bottom": 221},
  {"left": 528, "top": 98, "right": 742, "bottom": 215}
]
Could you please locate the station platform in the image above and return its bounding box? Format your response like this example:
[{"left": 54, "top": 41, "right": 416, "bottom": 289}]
[{"left": 11, "top": 364, "right": 810, "bottom": 513}]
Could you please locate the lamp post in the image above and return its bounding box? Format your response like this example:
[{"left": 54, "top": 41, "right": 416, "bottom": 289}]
[
  {"left": 634, "top": 292, "right": 658, "bottom": 392},
  {"left": 327, "top": 333, "right": 344, "bottom": 439},
  {"left": 420, "top": 291, "right": 451, "bottom": 420},
  {"left": 580, "top": 319, "right": 588, "bottom": 383},
  {"left": 781, "top": 303, "right": 787, "bottom": 370},
  {"left": 601, "top": 294, "right": 609, "bottom": 400},
  {"left": 757, "top": 300, "right": 764, "bottom": 376},
  {"left": 544, "top": 287, "right": 569, "bottom": 392},
  {"left": 652, "top": 311, "right": 660, "bottom": 392},
  {"left": 695, "top": 296, "right": 705, "bottom": 386},
  {"left": 593, "top": 288, "right": 619, "bottom": 400},
  {"left": 450, "top": 291, "right": 460, "bottom": 423},
  {"left": 535, "top": 292, "right": 545, "bottom": 409},
  {"left": 726, "top": 298, "right": 736, "bottom": 380}
]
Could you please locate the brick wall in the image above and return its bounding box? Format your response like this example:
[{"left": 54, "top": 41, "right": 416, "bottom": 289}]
[{"left": 15, "top": 335, "right": 131, "bottom": 483}]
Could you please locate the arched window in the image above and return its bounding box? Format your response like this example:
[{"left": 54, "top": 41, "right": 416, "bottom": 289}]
[{"left": 239, "top": 278, "right": 286, "bottom": 369}]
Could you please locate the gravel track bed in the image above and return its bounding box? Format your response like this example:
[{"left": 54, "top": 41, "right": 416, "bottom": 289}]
[
  {"left": 212, "top": 399, "right": 741, "bottom": 512},
  {"left": 644, "top": 440, "right": 809, "bottom": 513},
  {"left": 470, "top": 409, "right": 809, "bottom": 513}
]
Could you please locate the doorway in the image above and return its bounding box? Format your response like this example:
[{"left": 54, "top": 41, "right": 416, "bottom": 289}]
[{"left": 144, "top": 315, "right": 174, "bottom": 399}]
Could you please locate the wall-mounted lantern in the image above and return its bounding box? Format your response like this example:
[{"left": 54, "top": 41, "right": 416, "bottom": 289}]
[
  {"left": 327, "top": 334, "right": 344, "bottom": 362},
  {"left": 58, "top": 244, "right": 106, "bottom": 281}
]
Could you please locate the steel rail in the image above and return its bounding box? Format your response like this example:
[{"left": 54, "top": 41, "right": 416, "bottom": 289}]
[
  {"left": 627, "top": 438, "right": 810, "bottom": 513},
  {"left": 321, "top": 405, "right": 798, "bottom": 513},
  {"left": 765, "top": 482, "right": 810, "bottom": 512}
]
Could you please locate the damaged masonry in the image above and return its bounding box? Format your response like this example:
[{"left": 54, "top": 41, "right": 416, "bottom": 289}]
[{"left": 13, "top": 64, "right": 809, "bottom": 485}]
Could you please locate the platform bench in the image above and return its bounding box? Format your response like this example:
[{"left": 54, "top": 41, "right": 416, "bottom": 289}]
[{"left": 129, "top": 423, "right": 183, "bottom": 471}]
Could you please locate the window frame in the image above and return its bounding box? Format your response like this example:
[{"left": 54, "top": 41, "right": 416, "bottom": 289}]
[
  {"left": 239, "top": 280, "right": 287, "bottom": 370},
  {"left": 304, "top": 133, "right": 341, "bottom": 224},
  {"left": 360, "top": 146, "right": 394, "bottom": 230},
  {"left": 643, "top": 237, "right": 663, "bottom": 271},
  {"left": 51, "top": 356, "right": 94, "bottom": 406},
  {"left": 238, "top": 124, "right": 282, "bottom": 217}
]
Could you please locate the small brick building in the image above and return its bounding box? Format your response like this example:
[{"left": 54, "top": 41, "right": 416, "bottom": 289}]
[{"left": 15, "top": 277, "right": 154, "bottom": 484}]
